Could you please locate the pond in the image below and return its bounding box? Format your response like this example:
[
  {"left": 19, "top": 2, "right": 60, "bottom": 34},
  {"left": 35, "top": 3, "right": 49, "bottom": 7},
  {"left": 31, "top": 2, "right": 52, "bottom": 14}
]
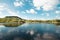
[{"left": 0, "top": 23, "right": 60, "bottom": 40}]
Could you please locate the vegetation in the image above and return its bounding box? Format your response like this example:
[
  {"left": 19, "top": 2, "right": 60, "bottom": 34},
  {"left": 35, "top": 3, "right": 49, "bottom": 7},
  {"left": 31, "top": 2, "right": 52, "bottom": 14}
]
[
  {"left": 4, "top": 23, "right": 24, "bottom": 27},
  {"left": 0, "top": 16, "right": 25, "bottom": 27},
  {"left": 0, "top": 16, "right": 60, "bottom": 27},
  {"left": 0, "top": 16, "right": 25, "bottom": 23},
  {"left": 25, "top": 19, "right": 60, "bottom": 23}
]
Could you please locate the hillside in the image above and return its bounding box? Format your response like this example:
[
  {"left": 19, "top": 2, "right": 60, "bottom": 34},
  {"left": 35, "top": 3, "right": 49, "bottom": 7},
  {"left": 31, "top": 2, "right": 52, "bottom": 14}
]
[
  {"left": 0, "top": 16, "right": 25, "bottom": 23},
  {"left": 0, "top": 16, "right": 60, "bottom": 26}
]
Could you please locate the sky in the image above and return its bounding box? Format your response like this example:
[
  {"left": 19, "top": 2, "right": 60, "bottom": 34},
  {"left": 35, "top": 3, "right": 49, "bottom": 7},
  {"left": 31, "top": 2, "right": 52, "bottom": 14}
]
[{"left": 0, "top": 0, "right": 60, "bottom": 20}]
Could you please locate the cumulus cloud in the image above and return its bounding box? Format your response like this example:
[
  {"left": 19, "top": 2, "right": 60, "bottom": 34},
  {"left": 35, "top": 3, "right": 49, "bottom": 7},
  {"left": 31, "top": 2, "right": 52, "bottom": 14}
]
[
  {"left": 55, "top": 10, "right": 60, "bottom": 14},
  {"left": 26, "top": 9, "right": 37, "bottom": 14},
  {"left": 7, "top": 9, "right": 19, "bottom": 16},
  {"left": 0, "top": 3, "right": 7, "bottom": 11},
  {"left": 0, "top": 12, "right": 5, "bottom": 18},
  {"left": 0, "top": 5, "right": 4, "bottom": 11},
  {"left": 14, "top": 0, "right": 24, "bottom": 7},
  {"left": 0, "top": 3, "right": 20, "bottom": 18},
  {"left": 33, "top": 0, "right": 59, "bottom": 11},
  {"left": 0, "top": 3, "right": 8, "bottom": 18}
]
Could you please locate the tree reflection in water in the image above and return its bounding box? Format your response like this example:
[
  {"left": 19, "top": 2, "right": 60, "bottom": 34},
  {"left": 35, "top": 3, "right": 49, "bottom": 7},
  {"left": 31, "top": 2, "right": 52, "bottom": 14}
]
[
  {"left": 0, "top": 23, "right": 60, "bottom": 40},
  {"left": 3, "top": 23, "right": 25, "bottom": 27}
]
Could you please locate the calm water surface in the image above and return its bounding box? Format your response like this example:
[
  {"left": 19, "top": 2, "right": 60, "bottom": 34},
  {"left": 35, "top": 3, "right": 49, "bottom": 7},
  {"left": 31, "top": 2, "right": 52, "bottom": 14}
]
[{"left": 0, "top": 23, "right": 60, "bottom": 40}]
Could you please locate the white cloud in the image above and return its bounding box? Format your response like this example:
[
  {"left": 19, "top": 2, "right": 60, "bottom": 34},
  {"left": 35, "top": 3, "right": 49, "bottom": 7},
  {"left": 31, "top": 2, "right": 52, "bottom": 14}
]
[
  {"left": 0, "top": 3, "right": 9, "bottom": 13},
  {"left": 7, "top": 9, "right": 19, "bottom": 16},
  {"left": 55, "top": 10, "right": 60, "bottom": 14},
  {"left": 0, "top": 5, "right": 4, "bottom": 11},
  {"left": 42, "top": 4, "right": 53, "bottom": 11},
  {"left": 14, "top": 1, "right": 24, "bottom": 7},
  {"left": 26, "top": 9, "right": 37, "bottom": 14},
  {"left": 0, "top": 3, "right": 8, "bottom": 18},
  {"left": 30, "top": 9, "right": 36, "bottom": 14},
  {"left": 0, "top": 3, "right": 7, "bottom": 11},
  {"left": 35, "top": 7, "right": 41, "bottom": 10},
  {"left": 0, "top": 3, "right": 20, "bottom": 18},
  {"left": 0, "top": 12, "right": 5, "bottom": 18},
  {"left": 26, "top": 10, "right": 30, "bottom": 13},
  {"left": 33, "top": 0, "right": 59, "bottom": 11}
]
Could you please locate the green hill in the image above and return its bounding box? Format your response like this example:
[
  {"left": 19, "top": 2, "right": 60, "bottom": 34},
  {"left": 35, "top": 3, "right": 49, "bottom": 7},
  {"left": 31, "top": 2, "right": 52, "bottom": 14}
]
[{"left": 0, "top": 16, "right": 60, "bottom": 26}]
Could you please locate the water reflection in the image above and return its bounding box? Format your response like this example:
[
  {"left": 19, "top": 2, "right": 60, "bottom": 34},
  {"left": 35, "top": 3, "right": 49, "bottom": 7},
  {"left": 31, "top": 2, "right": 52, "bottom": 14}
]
[
  {"left": 3, "top": 23, "right": 24, "bottom": 27},
  {"left": 0, "top": 23, "right": 60, "bottom": 40}
]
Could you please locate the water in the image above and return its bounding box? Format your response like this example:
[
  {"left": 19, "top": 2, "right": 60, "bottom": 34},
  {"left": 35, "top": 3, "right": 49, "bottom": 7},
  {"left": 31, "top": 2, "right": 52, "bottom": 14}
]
[{"left": 0, "top": 23, "right": 60, "bottom": 40}]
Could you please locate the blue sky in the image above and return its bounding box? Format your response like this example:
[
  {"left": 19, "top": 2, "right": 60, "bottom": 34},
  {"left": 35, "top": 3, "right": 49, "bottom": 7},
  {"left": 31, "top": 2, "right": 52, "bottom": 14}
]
[{"left": 0, "top": 0, "right": 60, "bottom": 20}]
